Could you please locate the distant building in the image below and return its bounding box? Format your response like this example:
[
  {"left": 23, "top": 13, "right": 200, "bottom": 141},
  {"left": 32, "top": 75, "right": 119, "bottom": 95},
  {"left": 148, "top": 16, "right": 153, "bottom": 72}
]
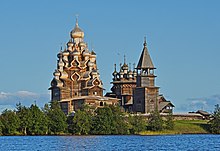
[
  {"left": 49, "top": 19, "right": 118, "bottom": 114},
  {"left": 108, "top": 38, "right": 174, "bottom": 113}
]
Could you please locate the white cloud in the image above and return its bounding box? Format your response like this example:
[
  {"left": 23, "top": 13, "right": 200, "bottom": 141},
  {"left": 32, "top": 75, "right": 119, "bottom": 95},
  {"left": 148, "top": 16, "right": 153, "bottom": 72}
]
[
  {"left": 175, "top": 94, "right": 220, "bottom": 113},
  {"left": 0, "top": 91, "right": 50, "bottom": 113}
]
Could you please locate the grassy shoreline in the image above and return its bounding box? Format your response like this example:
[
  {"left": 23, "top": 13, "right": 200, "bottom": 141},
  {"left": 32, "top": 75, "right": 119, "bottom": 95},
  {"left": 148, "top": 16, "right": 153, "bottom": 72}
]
[
  {"left": 0, "top": 120, "right": 211, "bottom": 136},
  {"left": 140, "top": 120, "right": 210, "bottom": 135}
]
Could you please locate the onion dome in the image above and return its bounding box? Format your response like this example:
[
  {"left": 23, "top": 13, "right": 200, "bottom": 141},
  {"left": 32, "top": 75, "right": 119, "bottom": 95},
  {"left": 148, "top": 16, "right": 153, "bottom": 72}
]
[
  {"left": 90, "top": 50, "right": 96, "bottom": 59},
  {"left": 88, "top": 61, "right": 94, "bottom": 67},
  {"left": 122, "top": 55, "right": 128, "bottom": 70},
  {"left": 133, "top": 70, "right": 137, "bottom": 78},
  {"left": 53, "top": 69, "right": 61, "bottom": 77},
  {"left": 62, "top": 49, "right": 69, "bottom": 56},
  {"left": 122, "top": 63, "right": 128, "bottom": 70},
  {"left": 128, "top": 63, "right": 133, "bottom": 75},
  {"left": 83, "top": 49, "right": 90, "bottom": 56},
  {"left": 112, "top": 64, "right": 118, "bottom": 76},
  {"left": 91, "top": 50, "right": 96, "bottom": 55},
  {"left": 79, "top": 42, "right": 86, "bottom": 47},
  {"left": 60, "top": 70, "right": 68, "bottom": 79},
  {"left": 70, "top": 18, "right": 84, "bottom": 39},
  {"left": 119, "top": 68, "right": 124, "bottom": 76},
  {"left": 91, "top": 69, "right": 98, "bottom": 75},
  {"left": 67, "top": 39, "right": 74, "bottom": 47},
  {"left": 119, "top": 71, "right": 124, "bottom": 79},
  {"left": 91, "top": 69, "right": 99, "bottom": 79},
  {"left": 57, "top": 50, "right": 62, "bottom": 58},
  {"left": 72, "top": 49, "right": 80, "bottom": 55},
  {"left": 128, "top": 70, "right": 133, "bottom": 78},
  {"left": 58, "top": 58, "right": 64, "bottom": 68}
]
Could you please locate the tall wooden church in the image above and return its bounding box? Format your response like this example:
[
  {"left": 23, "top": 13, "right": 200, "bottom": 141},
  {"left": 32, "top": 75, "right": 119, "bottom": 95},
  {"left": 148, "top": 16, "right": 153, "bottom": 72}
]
[
  {"left": 49, "top": 18, "right": 174, "bottom": 114},
  {"left": 109, "top": 38, "right": 174, "bottom": 113},
  {"left": 49, "top": 19, "right": 118, "bottom": 114}
]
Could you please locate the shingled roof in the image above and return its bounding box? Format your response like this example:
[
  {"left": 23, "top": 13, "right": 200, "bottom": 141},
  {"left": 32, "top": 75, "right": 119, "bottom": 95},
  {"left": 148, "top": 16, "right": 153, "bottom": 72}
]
[{"left": 136, "top": 39, "right": 155, "bottom": 69}]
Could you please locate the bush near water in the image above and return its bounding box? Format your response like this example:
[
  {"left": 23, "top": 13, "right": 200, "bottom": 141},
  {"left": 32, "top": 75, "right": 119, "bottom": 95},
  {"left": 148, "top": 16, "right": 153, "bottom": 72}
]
[{"left": 0, "top": 101, "right": 220, "bottom": 135}]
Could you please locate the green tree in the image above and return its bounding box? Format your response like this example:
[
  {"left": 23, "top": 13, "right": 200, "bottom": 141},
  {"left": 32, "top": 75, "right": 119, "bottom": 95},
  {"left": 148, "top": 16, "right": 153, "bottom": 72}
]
[
  {"left": 128, "top": 114, "right": 146, "bottom": 134},
  {"left": 71, "top": 110, "right": 91, "bottom": 135},
  {"left": 29, "top": 104, "right": 48, "bottom": 135},
  {"left": 164, "top": 112, "right": 174, "bottom": 130},
  {"left": 109, "top": 105, "right": 129, "bottom": 134},
  {"left": 0, "top": 109, "right": 20, "bottom": 135},
  {"left": 91, "top": 106, "right": 114, "bottom": 134},
  {"left": 67, "top": 115, "right": 74, "bottom": 134},
  {"left": 16, "top": 103, "right": 32, "bottom": 135},
  {"left": 0, "top": 118, "right": 3, "bottom": 135},
  {"left": 148, "top": 110, "right": 163, "bottom": 131},
  {"left": 209, "top": 104, "right": 220, "bottom": 134},
  {"left": 46, "top": 101, "right": 67, "bottom": 134}
]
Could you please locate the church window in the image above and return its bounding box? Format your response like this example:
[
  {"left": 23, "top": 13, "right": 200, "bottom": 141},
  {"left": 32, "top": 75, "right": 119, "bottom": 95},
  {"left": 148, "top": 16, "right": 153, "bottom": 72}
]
[{"left": 100, "top": 101, "right": 104, "bottom": 106}]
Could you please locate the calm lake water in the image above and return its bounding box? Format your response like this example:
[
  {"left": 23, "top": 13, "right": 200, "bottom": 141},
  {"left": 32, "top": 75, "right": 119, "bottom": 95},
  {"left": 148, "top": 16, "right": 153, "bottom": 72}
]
[{"left": 0, "top": 135, "right": 220, "bottom": 151}]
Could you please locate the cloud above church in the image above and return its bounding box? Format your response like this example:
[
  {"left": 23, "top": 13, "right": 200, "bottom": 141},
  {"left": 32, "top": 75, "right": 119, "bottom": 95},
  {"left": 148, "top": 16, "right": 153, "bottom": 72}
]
[
  {"left": 176, "top": 94, "right": 220, "bottom": 113},
  {"left": 0, "top": 91, "right": 50, "bottom": 113}
]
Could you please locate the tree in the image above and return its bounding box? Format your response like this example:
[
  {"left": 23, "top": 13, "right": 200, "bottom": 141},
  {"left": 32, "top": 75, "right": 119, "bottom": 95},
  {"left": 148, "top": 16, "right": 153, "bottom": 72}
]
[
  {"left": 164, "top": 112, "right": 174, "bottom": 130},
  {"left": 46, "top": 101, "right": 67, "bottom": 134},
  {"left": 29, "top": 104, "right": 48, "bottom": 135},
  {"left": 148, "top": 110, "right": 163, "bottom": 131},
  {"left": 16, "top": 102, "right": 32, "bottom": 135},
  {"left": 209, "top": 104, "right": 220, "bottom": 134},
  {"left": 91, "top": 106, "right": 114, "bottom": 134},
  {"left": 109, "top": 105, "right": 129, "bottom": 134},
  {"left": 0, "top": 109, "right": 20, "bottom": 135},
  {"left": 128, "top": 114, "right": 146, "bottom": 134},
  {"left": 0, "top": 118, "right": 3, "bottom": 135},
  {"left": 71, "top": 110, "right": 91, "bottom": 135}
]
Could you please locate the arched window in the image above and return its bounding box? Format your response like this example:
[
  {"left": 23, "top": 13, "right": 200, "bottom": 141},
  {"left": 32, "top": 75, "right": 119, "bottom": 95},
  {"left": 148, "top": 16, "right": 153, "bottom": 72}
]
[{"left": 100, "top": 101, "right": 104, "bottom": 106}]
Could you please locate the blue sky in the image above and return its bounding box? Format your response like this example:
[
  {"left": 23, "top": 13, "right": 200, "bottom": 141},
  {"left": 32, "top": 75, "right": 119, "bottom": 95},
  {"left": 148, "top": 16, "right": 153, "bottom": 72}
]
[{"left": 0, "top": 0, "right": 220, "bottom": 112}]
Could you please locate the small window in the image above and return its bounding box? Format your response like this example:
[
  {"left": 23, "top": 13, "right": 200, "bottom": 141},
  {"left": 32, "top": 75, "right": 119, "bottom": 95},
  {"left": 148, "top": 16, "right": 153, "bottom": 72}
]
[{"left": 100, "top": 102, "right": 104, "bottom": 106}]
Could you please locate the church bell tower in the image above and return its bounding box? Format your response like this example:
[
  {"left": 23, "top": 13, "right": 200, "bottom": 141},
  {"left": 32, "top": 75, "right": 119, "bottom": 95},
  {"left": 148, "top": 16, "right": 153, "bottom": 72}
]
[{"left": 133, "top": 38, "right": 159, "bottom": 113}]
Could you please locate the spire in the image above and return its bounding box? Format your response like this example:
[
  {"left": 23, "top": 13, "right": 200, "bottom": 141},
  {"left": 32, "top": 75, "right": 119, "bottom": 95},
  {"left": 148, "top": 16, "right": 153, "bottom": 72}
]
[
  {"left": 114, "top": 63, "right": 117, "bottom": 72},
  {"left": 112, "top": 63, "right": 118, "bottom": 78},
  {"left": 144, "top": 36, "right": 147, "bottom": 47},
  {"left": 60, "top": 42, "right": 63, "bottom": 51},
  {"left": 124, "top": 55, "right": 126, "bottom": 64},
  {"left": 75, "top": 14, "right": 79, "bottom": 27},
  {"left": 136, "top": 37, "right": 155, "bottom": 69}
]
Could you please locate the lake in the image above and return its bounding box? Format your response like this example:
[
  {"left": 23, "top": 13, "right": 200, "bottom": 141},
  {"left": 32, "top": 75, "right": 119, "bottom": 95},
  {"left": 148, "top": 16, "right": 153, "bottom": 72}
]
[{"left": 0, "top": 135, "right": 220, "bottom": 151}]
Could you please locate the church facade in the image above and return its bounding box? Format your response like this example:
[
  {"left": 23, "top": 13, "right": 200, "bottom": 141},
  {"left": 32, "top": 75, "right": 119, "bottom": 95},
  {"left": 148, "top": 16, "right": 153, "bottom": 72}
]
[{"left": 49, "top": 19, "right": 118, "bottom": 115}]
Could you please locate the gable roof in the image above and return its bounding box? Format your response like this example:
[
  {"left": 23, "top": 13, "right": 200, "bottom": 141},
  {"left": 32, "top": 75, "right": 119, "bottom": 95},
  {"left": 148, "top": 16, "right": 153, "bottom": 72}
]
[
  {"left": 159, "top": 101, "right": 175, "bottom": 111},
  {"left": 196, "top": 110, "right": 210, "bottom": 116}
]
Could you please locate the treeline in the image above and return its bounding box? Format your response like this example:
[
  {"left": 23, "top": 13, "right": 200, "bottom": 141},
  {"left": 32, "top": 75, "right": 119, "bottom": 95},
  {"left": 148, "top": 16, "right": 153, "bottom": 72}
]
[
  {"left": 0, "top": 101, "right": 67, "bottom": 135},
  {"left": 0, "top": 102, "right": 220, "bottom": 135},
  {"left": 0, "top": 101, "right": 173, "bottom": 135}
]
